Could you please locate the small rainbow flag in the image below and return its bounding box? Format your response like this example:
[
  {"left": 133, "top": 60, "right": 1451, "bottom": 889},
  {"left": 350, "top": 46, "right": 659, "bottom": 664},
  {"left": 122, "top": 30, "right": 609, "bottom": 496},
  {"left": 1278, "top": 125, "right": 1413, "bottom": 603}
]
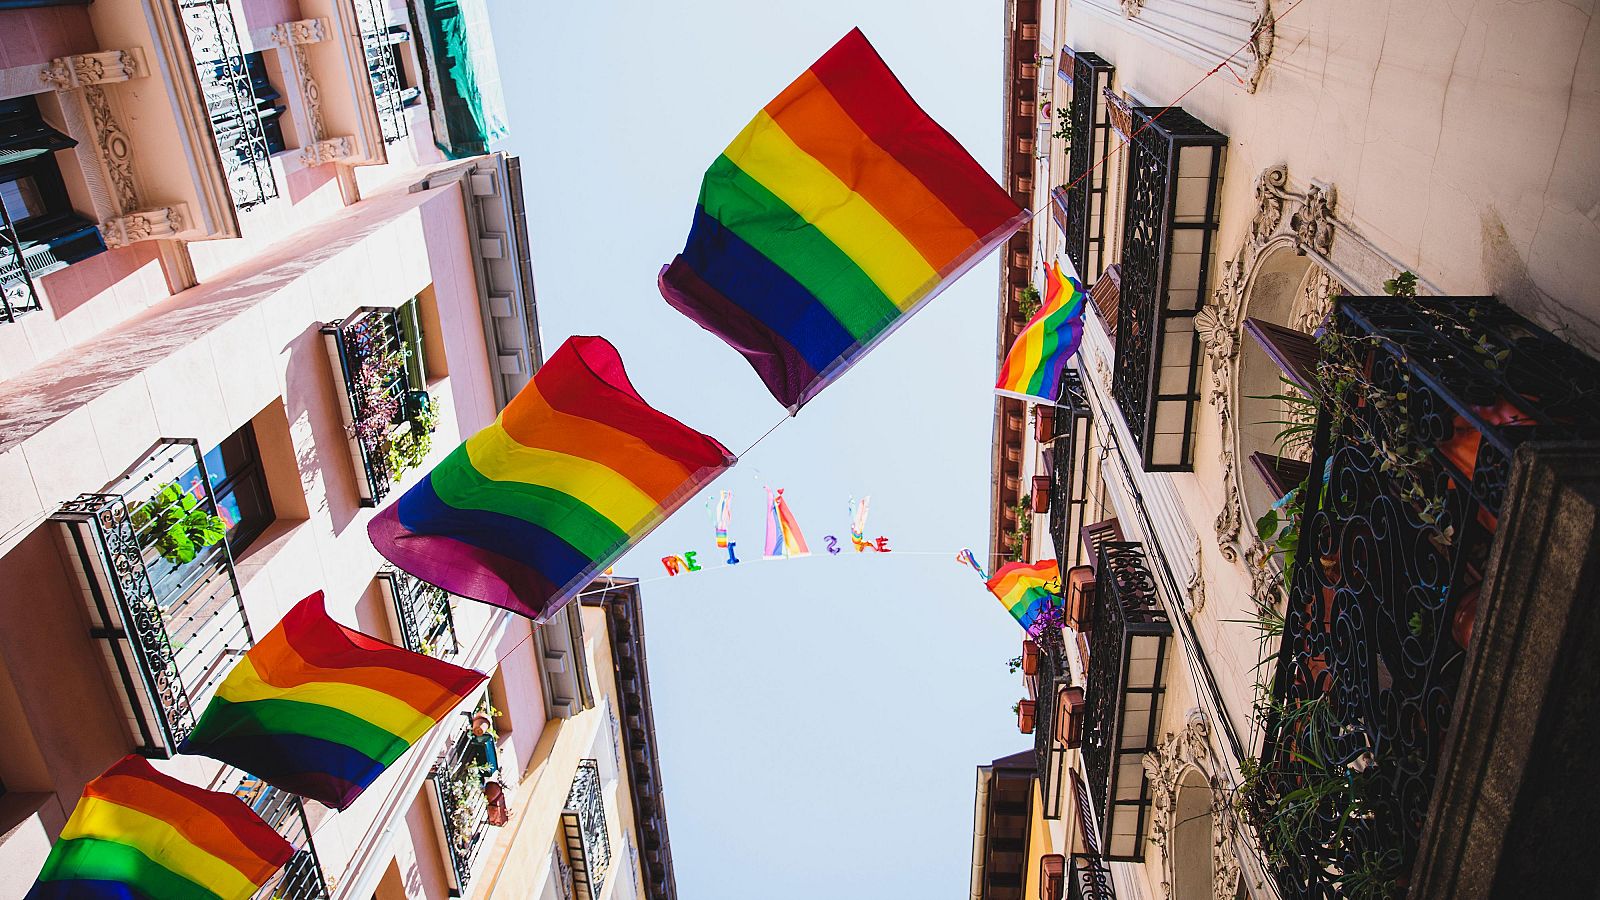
[
  {"left": 26, "top": 755, "right": 294, "bottom": 900},
  {"left": 956, "top": 547, "right": 989, "bottom": 580},
  {"left": 659, "top": 28, "right": 1029, "bottom": 411},
  {"left": 713, "top": 489, "right": 733, "bottom": 548},
  {"left": 986, "top": 559, "right": 1062, "bottom": 632},
  {"left": 180, "top": 591, "right": 487, "bottom": 810},
  {"left": 996, "top": 260, "right": 1087, "bottom": 403},
  {"left": 764, "top": 488, "right": 810, "bottom": 559},
  {"left": 370, "top": 335, "right": 736, "bottom": 619}
]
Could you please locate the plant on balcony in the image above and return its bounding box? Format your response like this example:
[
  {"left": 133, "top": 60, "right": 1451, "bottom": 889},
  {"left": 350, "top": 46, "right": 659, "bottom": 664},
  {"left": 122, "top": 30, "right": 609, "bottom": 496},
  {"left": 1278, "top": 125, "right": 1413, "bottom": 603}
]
[
  {"left": 131, "top": 481, "right": 228, "bottom": 565},
  {"left": 1052, "top": 105, "right": 1073, "bottom": 144},
  {"left": 1007, "top": 655, "right": 1025, "bottom": 674},
  {"left": 385, "top": 393, "right": 439, "bottom": 477},
  {"left": 1007, "top": 498, "right": 1033, "bottom": 560},
  {"left": 351, "top": 347, "right": 406, "bottom": 454},
  {"left": 443, "top": 760, "right": 491, "bottom": 853},
  {"left": 1017, "top": 284, "right": 1042, "bottom": 321}
]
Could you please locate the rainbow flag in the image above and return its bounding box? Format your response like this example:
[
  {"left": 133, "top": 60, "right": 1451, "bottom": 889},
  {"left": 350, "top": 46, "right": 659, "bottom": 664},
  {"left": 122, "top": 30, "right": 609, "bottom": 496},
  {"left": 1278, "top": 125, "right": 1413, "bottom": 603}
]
[
  {"left": 986, "top": 560, "right": 1062, "bottom": 632},
  {"left": 659, "top": 28, "right": 1029, "bottom": 411},
  {"left": 26, "top": 755, "right": 294, "bottom": 900},
  {"left": 369, "top": 336, "right": 736, "bottom": 619},
  {"left": 713, "top": 489, "right": 733, "bottom": 548},
  {"left": 180, "top": 591, "right": 487, "bottom": 810},
  {"left": 996, "top": 260, "right": 1087, "bottom": 403},
  {"left": 849, "top": 495, "right": 870, "bottom": 548},
  {"left": 764, "top": 488, "right": 810, "bottom": 559},
  {"left": 956, "top": 547, "right": 989, "bottom": 580}
]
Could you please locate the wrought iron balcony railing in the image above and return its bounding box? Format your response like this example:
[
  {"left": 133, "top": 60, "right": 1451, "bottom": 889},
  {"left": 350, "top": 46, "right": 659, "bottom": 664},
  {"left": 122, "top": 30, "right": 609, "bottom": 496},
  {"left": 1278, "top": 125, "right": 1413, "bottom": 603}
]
[
  {"left": 1057, "top": 48, "right": 1114, "bottom": 283},
  {"left": 1048, "top": 369, "right": 1094, "bottom": 568},
  {"left": 1106, "top": 95, "right": 1225, "bottom": 471},
  {"left": 52, "top": 438, "right": 253, "bottom": 757},
  {"left": 1067, "top": 854, "right": 1114, "bottom": 900},
  {"left": 562, "top": 759, "right": 613, "bottom": 900},
  {"left": 234, "top": 774, "right": 331, "bottom": 900},
  {"left": 432, "top": 719, "right": 493, "bottom": 893},
  {"left": 179, "top": 0, "right": 279, "bottom": 209},
  {"left": 379, "top": 566, "right": 460, "bottom": 659},
  {"left": 0, "top": 198, "right": 43, "bottom": 324},
  {"left": 1082, "top": 541, "right": 1171, "bottom": 861},
  {"left": 1249, "top": 295, "right": 1600, "bottom": 899},
  {"left": 322, "top": 304, "right": 432, "bottom": 506},
  {"left": 354, "top": 0, "right": 411, "bottom": 144},
  {"left": 1033, "top": 627, "right": 1070, "bottom": 821}
]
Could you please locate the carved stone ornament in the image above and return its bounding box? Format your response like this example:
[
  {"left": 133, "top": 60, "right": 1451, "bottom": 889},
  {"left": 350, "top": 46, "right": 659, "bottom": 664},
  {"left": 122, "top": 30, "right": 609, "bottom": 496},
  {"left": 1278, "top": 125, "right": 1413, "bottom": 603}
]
[
  {"left": 300, "top": 136, "right": 354, "bottom": 166},
  {"left": 271, "top": 17, "right": 329, "bottom": 45},
  {"left": 1185, "top": 536, "right": 1206, "bottom": 614},
  {"left": 1242, "top": 3, "right": 1276, "bottom": 94},
  {"left": 101, "top": 205, "right": 187, "bottom": 249},
  {"left": 1120, "top": 0, "right": 1146, "bottom": 17},
  {"left": 1142, "top": 712, "right": 1244, "bottom": 900},
  {"left": 1201, "top": 165, "right": 1345, "bottom": 561},
  {"left": 83, "top": 86, "right": 141, "bottom": 216},
  {"left": 41, "top": 49, "right": 147, "bottom": 89}
]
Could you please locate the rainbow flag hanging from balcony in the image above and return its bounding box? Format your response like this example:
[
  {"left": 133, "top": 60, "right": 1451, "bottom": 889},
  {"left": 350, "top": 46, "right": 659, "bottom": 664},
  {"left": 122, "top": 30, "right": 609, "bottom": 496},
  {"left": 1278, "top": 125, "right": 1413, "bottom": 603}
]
[
  {"left": 369, "top": 335, "right": 736, "bottom": 619},
  {"left": 986, "top": 559, "right": 1062, "bottom": 633},
  {"left": 179, "top": 591, "right": 487, "bottom": 811},
  {"left": 764, "top": 488, "right": 810, "bottom": 559},
  {"left": 996, "top": 260, "right": 1086, "bottom": 403},
  {"left": 659, "top": 28, "right": 1030, "bottom": 411},
  {"left": 26, "top": 754, "right": 294, "bottom": 900}
]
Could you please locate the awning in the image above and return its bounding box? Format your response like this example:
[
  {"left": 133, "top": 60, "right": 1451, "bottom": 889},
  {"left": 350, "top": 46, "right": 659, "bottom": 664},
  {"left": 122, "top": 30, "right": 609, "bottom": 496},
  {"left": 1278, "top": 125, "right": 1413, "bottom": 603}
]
[{"left": 417, "top": 0, "right": 510, "bottom": 159}]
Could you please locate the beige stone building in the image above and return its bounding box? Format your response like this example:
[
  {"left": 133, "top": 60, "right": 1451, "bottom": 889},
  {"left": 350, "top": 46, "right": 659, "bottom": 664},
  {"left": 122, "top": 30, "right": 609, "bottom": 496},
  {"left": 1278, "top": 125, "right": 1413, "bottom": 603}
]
[
  {"left": 988, "top": 0, "right": 1600, "bottom": 898},
  {"left": 0, "top": 1, "right": 674, "bottom": 898}
]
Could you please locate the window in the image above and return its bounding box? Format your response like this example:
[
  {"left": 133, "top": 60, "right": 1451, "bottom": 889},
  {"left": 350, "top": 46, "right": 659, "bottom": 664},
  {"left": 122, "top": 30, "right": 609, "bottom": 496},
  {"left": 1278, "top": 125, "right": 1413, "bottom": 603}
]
[
  {"left": 244, "top": 53, "right": 289, "bottom": 154},
  {"left": 180, "top": 422, "right": 276, "bottom": 556},
  {"left": 0, "top": 95, "right": 105, "bottom": 317}
]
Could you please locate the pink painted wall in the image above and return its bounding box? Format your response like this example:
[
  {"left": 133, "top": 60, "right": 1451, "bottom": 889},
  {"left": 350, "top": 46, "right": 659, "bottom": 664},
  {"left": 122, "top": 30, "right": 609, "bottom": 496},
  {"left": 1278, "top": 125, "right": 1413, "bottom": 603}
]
[{"left": 0, "top": 6, "right": 97, "bottom": 69}]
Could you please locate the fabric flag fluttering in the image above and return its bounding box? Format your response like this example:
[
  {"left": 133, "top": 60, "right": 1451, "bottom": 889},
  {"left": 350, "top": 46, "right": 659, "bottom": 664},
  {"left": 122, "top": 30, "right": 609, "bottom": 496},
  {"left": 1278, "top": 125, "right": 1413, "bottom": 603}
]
[
  {"left": 996, "top": 260, "right": 1087, "bottom": 403},
  {"left": 179, "top": 591, "right": 487, "bottom": 810},
  {"left": 764, "top": 488, "right": 811, "bottom": 559},
  {"left": 369, "top": 335, "right": 736, "bottom": 620},
  {"left": 986, "top": 559, "right": 1062, "bottom": 633},
  {"left": 713, "top": 489, "right": 733, "bottom": 548},
  {"left": 956, "top": 547, "right": 989, "bottom": 580},
  {"left": 659, "top": 28, "right": 1030, "bottom": 411},
  {"left": 848, "top": 495, "right": 870, "bottom": 548},
  {"left": 25, "top": 754, "right": 295, "bottom": 900}
]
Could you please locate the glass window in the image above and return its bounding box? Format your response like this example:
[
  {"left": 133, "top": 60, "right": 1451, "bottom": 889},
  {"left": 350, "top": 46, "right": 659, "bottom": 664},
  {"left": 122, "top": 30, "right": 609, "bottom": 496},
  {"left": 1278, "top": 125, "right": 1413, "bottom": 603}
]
[
  {"left": 182, "top": 423, "right": 276, "bottom": 555},
  {"left": 0, "top": 175, "right": 44, "bottom": 224}
]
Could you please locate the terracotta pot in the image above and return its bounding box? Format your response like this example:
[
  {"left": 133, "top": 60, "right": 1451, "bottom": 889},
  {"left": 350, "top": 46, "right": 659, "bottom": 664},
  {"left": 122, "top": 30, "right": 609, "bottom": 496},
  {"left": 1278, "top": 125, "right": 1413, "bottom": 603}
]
[
  {"left": 1022, "top": 639, "right": 1039, "bottom": 675},
  {"left": 1017, "top": 699, "right": 1036, "bottom": 734},
  {"left": 1065, "top": 566, "right": 1096, "bottom": 632},
  {"left": 1031, "top": 476, "right": 1051, "bottom": 513},
  {"left": 1056, "top": 686, "right": 1086, "bottom": 749},
  {"left": 1452, "top": 585, "right": 1479, "bottom": 650},
  {"left": 1034, "top": 408, "right": 1055, "bottom": 442}
]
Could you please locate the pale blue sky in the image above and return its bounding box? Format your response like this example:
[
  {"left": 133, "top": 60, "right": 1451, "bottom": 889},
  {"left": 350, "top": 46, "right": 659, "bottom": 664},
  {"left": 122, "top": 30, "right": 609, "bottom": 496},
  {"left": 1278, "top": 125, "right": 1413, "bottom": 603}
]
[{"left": 485, "top": 2, "right": 1028, "bottom": 896}]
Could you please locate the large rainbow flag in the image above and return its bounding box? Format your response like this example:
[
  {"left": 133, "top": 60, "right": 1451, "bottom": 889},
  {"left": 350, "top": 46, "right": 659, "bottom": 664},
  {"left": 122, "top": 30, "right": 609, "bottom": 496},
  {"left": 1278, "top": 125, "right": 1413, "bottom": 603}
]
[
  {"left": 659, "top": 28, "right": 1029, "bottom": 411},
  {"left": 26, "top": 755, "right": 294, "bottom": 900},
  {"left": 180, "top": 591, "right": 487, "bottom": 810},
  {"left": 369, "top": 335, "right": 736, "bottom": 619},
  {"left": 986, "top": 559, "right": 1062, "bottom": 633},
  {"left": 996, "top": 260, "right": 1086, "bottom": 403}
]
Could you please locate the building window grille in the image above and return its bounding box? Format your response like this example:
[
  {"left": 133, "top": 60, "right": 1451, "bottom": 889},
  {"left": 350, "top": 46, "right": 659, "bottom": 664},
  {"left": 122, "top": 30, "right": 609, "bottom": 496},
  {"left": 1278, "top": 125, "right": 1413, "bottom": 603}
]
[
  {"left": 561, "top": 760, "right": 612, "bottom": 900},
  {"left": 353, "top": 0, "right": 413, "bottom": 143},
  {"left": 1056, "top": 48, "right": 1114, "bottom": 282},
  {"left": 51, "top": 439, "right": 254, "bottom": 756},
  {"left": 379, "top": 566, "right": 460, "bottom": 659},
  {"left": 234, "top": 774, "right": 330, "bottom": 899},
  {"left": 322, "top": 301, "right": 432, "bottom": 505},
  {"left": 180, "top": 0, "right": 279, "bottom": 209},
  {"left": 0, "top": 95, "right": 106, "bottom": 321},
  {"left": 432, "top": 704, "right": 495, "bottom": 893},
  {"left": 1107, "top": 98, "right": 1225, "bottom": 471},
  {"left": 1048, "top": 369, "right": 1096, "bottom": 569}
]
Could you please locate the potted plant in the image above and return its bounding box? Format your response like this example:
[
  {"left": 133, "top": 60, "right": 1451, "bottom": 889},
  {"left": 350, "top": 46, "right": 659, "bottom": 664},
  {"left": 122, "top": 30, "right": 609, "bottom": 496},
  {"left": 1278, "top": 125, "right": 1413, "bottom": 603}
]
[
  {"left": 1031, "top": 475, "right": 1051, "bottom": 514},
  {"left": 1021, "top": 639, "right": 1039, "bottom": 675},
  {"left": 1017, "top": 698, "right": 1036, "bottom": 734},
  {"left": 1034, "top": 406, "right": 1055, "bottom": 442},
  {"left": 131, "top": 481, "right": 228, "bottom": 567}
]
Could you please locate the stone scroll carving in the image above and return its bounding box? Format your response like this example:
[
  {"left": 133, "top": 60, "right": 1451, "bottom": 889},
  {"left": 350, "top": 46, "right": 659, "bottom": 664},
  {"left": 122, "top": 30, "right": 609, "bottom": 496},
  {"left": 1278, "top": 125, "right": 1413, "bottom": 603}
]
[{"left": 1143, "top": 713, "right": 1245, "bottom": 900}]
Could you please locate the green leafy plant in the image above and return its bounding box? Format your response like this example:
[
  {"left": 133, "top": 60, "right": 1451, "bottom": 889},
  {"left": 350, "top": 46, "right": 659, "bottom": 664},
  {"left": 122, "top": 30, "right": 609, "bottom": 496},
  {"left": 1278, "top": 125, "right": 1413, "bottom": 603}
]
[
  {"left": 131, "top": 481, "right": 227, "bottom": 565},
  {"left": 1006, "top": 655, "right": 1024, "bottom": 674},
  {"left": 1052, "top": 106, "right": 1073, "bottom": 144},
  {"left": 1016, "top": 284, "right": 1042, "bottom": 321},
  {"left": 1008, "top": 498, "right": 1033, "bottom": 559}
]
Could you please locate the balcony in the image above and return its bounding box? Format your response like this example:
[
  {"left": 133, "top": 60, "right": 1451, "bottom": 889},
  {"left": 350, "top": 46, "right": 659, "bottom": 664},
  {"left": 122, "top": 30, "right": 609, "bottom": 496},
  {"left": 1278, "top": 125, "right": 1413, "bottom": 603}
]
[
  {"left": 1106, "top": 95, "right": 1225, "bottom": 471},
  {"left": 432, "top": 716, "right": 495, "bottom": 894},
  {"left": 1048, "top": 370, "right": 1095, "bottom": 569},
  {"left": 1082, "top": 541, "right": 1171, "bottom": 861},
  {"left": 1247, "top": 295, "right": 1600, "bottom": 898},
  {"left": 1056, "top": 48, "right": 1115, "bottom": 282},
  {"left": 562, "top": 759, "right": 613, "bottom": 900},
  {"left": 51, "top": 439, "right": 253, "bottom": 756},
  {"left": 322, "top": 303, "right": 434, "bottom": 505},
  {"left": 353, "top": 0, "right": 413, "bottom": 144},
  {"left": 1067, "top": 770, "right": 1115, "bottom": 900},
  {"left": 234, "top": 774, "right": 331, "bottom": 900},
  {"left": 0, "top": 205, "right": 43, "bottom": 323},
  {"left": 1032, "top": 628, "right": 1080, "bottom": 821},
  {"left": 378, "top": 566, "right": 459, "bottom": 659},
  {"left": 179, "top": 0, "right": 280, "bottom": 209}
]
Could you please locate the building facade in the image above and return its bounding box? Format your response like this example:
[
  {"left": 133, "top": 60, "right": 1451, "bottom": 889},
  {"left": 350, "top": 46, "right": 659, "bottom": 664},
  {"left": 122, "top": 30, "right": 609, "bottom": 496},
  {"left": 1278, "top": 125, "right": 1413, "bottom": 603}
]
[
  {"left": 988, "top": 0, "right": 1600, "bottom": 898},
  {"left": 0, "top": 2, "right": 673, "bottom": 898}
]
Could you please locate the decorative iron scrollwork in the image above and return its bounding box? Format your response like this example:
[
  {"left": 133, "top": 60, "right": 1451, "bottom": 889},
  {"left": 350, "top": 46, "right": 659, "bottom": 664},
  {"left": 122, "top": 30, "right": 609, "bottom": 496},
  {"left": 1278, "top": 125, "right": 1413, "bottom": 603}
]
[{"left": 179, "top": 0, "right": 279, "bottom": 209}]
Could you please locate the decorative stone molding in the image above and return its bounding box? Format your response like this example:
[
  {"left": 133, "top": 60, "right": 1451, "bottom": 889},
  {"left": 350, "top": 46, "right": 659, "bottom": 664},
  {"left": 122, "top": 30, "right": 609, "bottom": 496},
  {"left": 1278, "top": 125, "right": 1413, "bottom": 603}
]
[
  {"left": 1142, "top": 713, "right": 1244, "bottom": 900},
  {"left": 1186, "top": 536, "right": 1207, "bottom": 614},
  {"left": 100, "top": 205, "right": 188, "bottom": 248},
  {"left": 1242, "top": 3, "right": 1275, "bottom": 93},
  {"left": 272, "top": 17, "right": 330, "bottom": 45},
  {"left": 1290, "top": 181, "right": 1337, "bottom": 258},
  {"left": 40, "top": 49, "right": 147, "bottom": 90},
  {"left": 1081, "top": 0, "right": 1275, "bottom": 94},
  {"left": 82, "top": 86, "right": 141, "bottom": 216},
  {"left": 1121, "top": 0, "right": 1146, "bottom": 17},
  {"left": 301, "top": 136, "right": 355, "bottom": 166}
]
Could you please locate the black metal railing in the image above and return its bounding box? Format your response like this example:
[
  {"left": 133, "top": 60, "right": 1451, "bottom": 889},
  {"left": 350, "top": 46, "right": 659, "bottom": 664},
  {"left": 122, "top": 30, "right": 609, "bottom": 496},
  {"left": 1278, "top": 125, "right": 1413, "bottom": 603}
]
[
  {"left": 1049, "top": 369, "right": 1094, "bottom": 568},
  {"left": 52, "top": 439, "right": 253, "bottom": 757},
  {"left": 1082, "top": 541, "right": 1170, "bottom": 861},
  {"left": 433, "top": 722, "right": 492, "bottom": 892},
  {"left": 1058, "top": 49, "right": 1114, "bottom": 282},
  {"left": 179, "top": 0, "right": 279, "bottom": 209},
  {"left": 1108, "top": 100, "right": 1225, "bottom": 471},
  {"left": 1067, "top": 854, "right": 1115, "bottom": 900},
  {"left": 354, "top": 0, "right": 410, "bottom": 143},
  {"left": 382, "top": 566, "right": 459, "bottom": 659},
  {"left": 322, "top": 306, "right": 411, "bottom": 505},
  {"left": 0, "top": 196, "right": 43, "bottom": 323},
  {"left": 1249, "top": 295, "right": 1600, "bottom": 898},
  {"left": 1034, "top": 626, "right": 1069, "bottom": 820},
  {"left": 235, "top": 774, "right": 330, "bottom": 900},
  {"left": 562, "top": 760, "right": 612, "bottom": 900}
]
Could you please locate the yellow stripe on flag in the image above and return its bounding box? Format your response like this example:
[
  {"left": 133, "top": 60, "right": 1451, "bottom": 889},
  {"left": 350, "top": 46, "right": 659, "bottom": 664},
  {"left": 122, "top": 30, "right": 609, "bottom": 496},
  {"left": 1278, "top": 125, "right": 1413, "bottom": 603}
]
[
  {"left": 62, "top": 797, "right": 259, "bottom": 899},
  {"left": 465, "top": 423, "right": 659, "bottom": 533},
  {"left": 216, "top": 657, "right": 438, "bottom": 744}
]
